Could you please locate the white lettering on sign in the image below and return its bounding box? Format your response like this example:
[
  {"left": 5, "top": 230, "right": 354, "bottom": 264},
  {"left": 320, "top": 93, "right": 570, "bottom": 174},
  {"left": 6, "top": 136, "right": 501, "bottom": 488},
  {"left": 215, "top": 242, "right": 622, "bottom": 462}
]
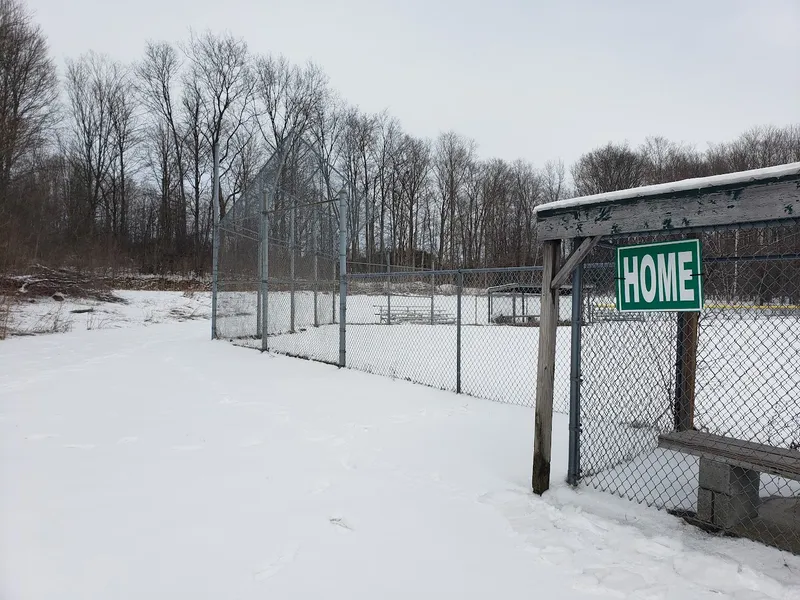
[
  {"left": 616, "top": 239, "right": 702, "bottom": 312},
  {"left": 640, "top": 255, "right": 657, "bottom": 303},
  {"left": 657, "top": 253, "right": 677, "bottom": 302},
  {"left": 624, "top": 256, "right": 639, "bottom": 303},
  {"left": 678, "top": 251, "right": 695, "bottom": 302}
]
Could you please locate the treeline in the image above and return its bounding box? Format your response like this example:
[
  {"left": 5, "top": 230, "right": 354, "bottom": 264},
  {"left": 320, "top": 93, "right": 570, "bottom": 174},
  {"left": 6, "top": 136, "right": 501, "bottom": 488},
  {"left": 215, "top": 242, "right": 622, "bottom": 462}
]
[{"left": 1, "top": 0, "right": 799, "bottom": 276}]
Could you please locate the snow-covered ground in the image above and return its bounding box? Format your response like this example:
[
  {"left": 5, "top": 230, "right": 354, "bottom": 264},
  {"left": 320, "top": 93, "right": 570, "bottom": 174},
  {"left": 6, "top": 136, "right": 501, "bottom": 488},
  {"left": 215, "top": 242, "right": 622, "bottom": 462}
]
[
  {"left": 2, "top": 313, "right": 800, "bottom": 599},
  {"left": 2, "top": 290, "right": 211, "bottom": 336}
]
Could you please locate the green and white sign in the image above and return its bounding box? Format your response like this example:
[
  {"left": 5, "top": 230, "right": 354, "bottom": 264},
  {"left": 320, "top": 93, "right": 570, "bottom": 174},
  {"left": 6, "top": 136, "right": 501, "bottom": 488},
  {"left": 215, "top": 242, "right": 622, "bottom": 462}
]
[{"left": 615, "top": 239, "right": 703, "bottom": 312}]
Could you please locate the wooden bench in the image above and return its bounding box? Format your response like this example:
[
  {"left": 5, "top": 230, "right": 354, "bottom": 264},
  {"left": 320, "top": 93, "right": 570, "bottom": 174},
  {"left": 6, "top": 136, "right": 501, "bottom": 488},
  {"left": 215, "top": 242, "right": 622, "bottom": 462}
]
[
  {"left": 591, "top": 305, "right": 644, "bottom": 322},
  {"left": 492, "top": 314, "right": 540, "bottom": 325},
  {"left": 373, "top": 305, "right": 454, "bottom": 325},
  {"left": 658, "top": 430, "right": 800, "bottom": 530}
]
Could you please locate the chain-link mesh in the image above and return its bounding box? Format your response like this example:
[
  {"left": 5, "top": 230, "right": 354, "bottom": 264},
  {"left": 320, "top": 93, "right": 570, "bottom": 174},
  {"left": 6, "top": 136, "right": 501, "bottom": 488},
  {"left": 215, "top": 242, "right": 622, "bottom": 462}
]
[
  {"left": 216, "top": 139, "right": 342, "bottom": 357},
  {"left": 337, "top": 266, "right": 574, "bottom": 411},
  {"left": 577, "top": 222, "right": 800, "bottom": 554},
  {"left": 461, "top": 268, "right": 574, "bottom": 410},
  {"left": 215, "top": 151, "right": 282, "bottom": 341}
]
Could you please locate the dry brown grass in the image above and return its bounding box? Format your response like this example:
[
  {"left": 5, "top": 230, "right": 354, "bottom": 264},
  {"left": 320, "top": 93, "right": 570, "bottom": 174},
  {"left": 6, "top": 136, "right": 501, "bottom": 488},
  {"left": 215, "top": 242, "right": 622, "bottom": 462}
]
[{"left": 0, "top": 294, "right": 11, "bottom": 340}]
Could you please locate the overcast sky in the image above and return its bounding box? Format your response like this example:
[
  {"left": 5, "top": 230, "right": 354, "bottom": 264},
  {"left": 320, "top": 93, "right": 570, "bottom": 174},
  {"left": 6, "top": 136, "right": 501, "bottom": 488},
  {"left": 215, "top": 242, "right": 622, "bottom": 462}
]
[{"left": 26, "top": 0, "right": 800, "bottom": 167}]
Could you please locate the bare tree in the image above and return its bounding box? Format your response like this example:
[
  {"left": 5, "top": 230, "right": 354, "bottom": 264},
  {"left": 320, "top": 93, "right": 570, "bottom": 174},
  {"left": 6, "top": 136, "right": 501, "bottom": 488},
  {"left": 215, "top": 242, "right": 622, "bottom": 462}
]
[
  {"left": 108, "top": 64, "right": 138, "bottom": 244},
  {"left": 542, "top": 159, "right": 568, "bottom": 204},
  {"left": 64, "top": 52, "right": 120, "bottom": 239},
  {"left": 393, "top": 135, "right": 430, "bottom": 267},
  {"left": 253, "top": 55, "right": 327, "bottom": 151},
  {"left": 432, "top": 131, "right": 475, "bottom": 267},
  {"left": 136, "top": 41, "right": 189, "bottom": 249},
  {"left": 571, "top": 142, "right": 648, "bottom": 196},
  {"left": 0, "top": 0, "right": 58, "bottom": 205},
  {"left": 182, "top": 30, "right": 254, "bottom": 221},
  {"left": 339, "top": 108, "right": 377, "bottom": 260},
  {"left": 641, "top": 136, "right": 706, "bottom": 184}
]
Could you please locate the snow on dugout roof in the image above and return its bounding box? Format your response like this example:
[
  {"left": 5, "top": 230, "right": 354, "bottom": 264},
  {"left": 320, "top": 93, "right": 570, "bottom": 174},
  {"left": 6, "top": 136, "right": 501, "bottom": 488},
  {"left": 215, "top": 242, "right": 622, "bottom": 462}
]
[{"left": 533, "top": 162, "right": 800, "bottom": 215}]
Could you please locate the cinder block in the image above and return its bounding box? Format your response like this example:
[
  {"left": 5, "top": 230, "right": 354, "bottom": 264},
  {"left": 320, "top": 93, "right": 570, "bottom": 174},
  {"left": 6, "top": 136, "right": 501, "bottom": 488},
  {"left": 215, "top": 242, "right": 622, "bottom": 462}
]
[
  {"left": 699, "top": 458, "right": 760, "bottom": 497},
  {"left": 712, "top": 491, "right": 759, "bottom": 529},
  {"left": 699, "top": 458, "right": 732, "bottom": 493},
  {"left": 697, "top": 488, "right": 714, "bottom": 522}
]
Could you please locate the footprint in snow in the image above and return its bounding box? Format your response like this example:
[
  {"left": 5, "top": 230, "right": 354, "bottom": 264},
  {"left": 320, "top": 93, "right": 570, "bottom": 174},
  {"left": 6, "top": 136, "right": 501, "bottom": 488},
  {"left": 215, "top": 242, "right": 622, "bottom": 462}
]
[
  {"left": 254, "top": 544, "right": 300, "bottom": 580},
  {"left": 329, "top": 517, "right": 353, "bottom": 532}
]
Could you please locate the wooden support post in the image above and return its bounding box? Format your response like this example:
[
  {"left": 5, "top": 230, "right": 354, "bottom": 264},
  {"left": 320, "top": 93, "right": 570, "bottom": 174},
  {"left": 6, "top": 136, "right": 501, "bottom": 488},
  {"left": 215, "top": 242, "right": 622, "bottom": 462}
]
[
  {"left": 675, "top": 311, "right": 699, "bottom": 431},
  {"left": 551, "top": 235, "right": 602, "bottom": 290},
  {"left": 533, "top": 239, "right": 561, "bottom": 495}
]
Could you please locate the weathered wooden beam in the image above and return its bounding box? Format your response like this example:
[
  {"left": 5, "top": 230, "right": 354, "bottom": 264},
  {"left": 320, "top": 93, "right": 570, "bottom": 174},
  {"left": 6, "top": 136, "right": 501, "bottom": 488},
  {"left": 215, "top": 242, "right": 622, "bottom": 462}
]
[
  {"left": 533, "top": 239, "right": 561, "bottom": 495},
  {"left": 551, "top": 236, "right": 601, "bottom": 290},
  {"left": 536, "top": 179, "right": 800, "bottom": 241},
  {"left": 675, "top": 311, "right": 699, "bottom": 431}
]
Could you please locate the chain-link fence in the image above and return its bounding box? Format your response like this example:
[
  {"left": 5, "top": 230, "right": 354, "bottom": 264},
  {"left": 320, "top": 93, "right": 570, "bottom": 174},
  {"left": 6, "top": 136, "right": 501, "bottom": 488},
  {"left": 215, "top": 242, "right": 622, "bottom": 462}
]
[
  {"left": 215, "top": 138, "right": 344, "bottom": 355},
  {"left": 575, "top": 222, "right": 800, "bottom": 554},
  {"left": 248, "top": 261, "right": 580, "bottom": 412},
  {"left": 214, "top": 153, "right": 800, "bottom": 554}
]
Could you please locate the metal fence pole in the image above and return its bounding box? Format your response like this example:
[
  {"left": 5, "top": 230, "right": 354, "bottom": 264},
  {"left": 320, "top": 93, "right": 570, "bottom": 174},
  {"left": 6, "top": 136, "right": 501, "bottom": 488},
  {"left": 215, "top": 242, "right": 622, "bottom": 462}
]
[
  {"left": 430, "top": 261, "right": 435, "bottom": 325},
  {"left": 290, "top": 196, "right": 296, "bottom": 333},
  {"left": 567, "top": 257, "right": 584, "bottom": 486},
  {"left": 260, "top": 186, "right": 270, "bottom": 352},
  {"left": 456, "top": 269, "right": 463, "bottom": 394},
  {"left": 386, "top": 249, "right": 392, "bottom": 325},
  {"left": 332, "top": 278, "right": 336, "bottom": 324},
  {"left": 338, "top": 188, "right": 347, "bottom": 367},
  {"left": 256, "top": 284, "right": 262, "bottom": 335},
  {"left": 210, "top": 142, "right": 220, "bottom": 340},
  {"left": 256, "top": 200, "right": 262, "bottom": 337},
  {"left": 331, "top": 201, "right": 337, "bottom": 325},
  {"left": 313, "top": 199, "right": 319, "bottom": 327}
]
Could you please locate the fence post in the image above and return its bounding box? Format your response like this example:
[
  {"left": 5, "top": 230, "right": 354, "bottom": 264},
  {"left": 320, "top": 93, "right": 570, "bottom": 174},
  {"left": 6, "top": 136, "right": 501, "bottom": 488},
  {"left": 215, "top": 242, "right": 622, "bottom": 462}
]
[
  {"left": 387, "top": 249, "right": 392, "bottom": 325},
  {"left": 256, "top": 284, "right": 262, "bottom": 335},
  {"left": 338, "top": 188, "right": 347, "bottom": 368},
  {"left": 313, "top": 199, "right": 319, "bottom": 327},
  {"left": 260, "top": 186, "right": 270, "bottom": 352},
  {"left": 290, "top": 196, "right": 296, "bottom": 333},
  {"left": 567, "top": 247, "right": 584, "bottom": 486},
  {"left": 533, "top": 239, "right": 561, "bottom": 495},
  {"left": 430, "top": 260, "right": 435, "bottom": 325},
  {"left": 456, "top": 269, "right": 463, "bottom": 394},
  {"left": 675, "top": 312, "right": 699, "bottom": 431},
  {"left": 210, "top": 142, "right": 220, "bottom": 340}
]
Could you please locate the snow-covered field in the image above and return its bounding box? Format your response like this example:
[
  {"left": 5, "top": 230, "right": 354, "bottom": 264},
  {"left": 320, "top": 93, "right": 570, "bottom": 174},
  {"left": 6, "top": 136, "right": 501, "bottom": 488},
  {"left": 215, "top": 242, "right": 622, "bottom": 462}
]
[
  {"left": 2, "top": 290, "right": 211, "bottom": 337},
  {"left": 2, "top": 297, "right": 800, "bottom": 598},
  {"left": 218, "top": 290, "right": 800, "bottom": 522},
  {"left": 215, "top": 288, "right": 579, "bottom": 339}
]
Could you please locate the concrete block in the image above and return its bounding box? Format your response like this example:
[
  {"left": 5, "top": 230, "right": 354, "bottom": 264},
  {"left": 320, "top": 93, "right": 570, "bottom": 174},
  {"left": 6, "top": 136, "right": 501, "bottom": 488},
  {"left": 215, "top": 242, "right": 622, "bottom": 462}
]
[
  {"left": 699, "top": 458, "right": 759, "bottom": 497},
  {"left": 713, "top": 492, "right": 759, "bottom": 529},
  {"left": 697, "top": 488, "right": 714, "bottom": 522}
]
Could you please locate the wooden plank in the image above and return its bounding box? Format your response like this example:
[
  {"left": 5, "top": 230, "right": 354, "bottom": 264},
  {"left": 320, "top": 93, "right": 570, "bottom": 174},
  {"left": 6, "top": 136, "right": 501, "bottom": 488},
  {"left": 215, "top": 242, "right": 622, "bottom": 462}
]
[
  {"left": 658, "top": 431, "right": 800, "bottom": 481},
  {"left": 675, "top": 312, "right": 699, "bottom": 431},
  {"left": 551, "top": 236, "right": 602, "bottom": 290},
  {"left": 533, "top": 239, "right": 561, "bottom": 495},
  {"left": 535, "top": 179, "right": 800, "bottom": 241},
  {"left": 660, "top": 431, "right": 800, "bottom": 460}
]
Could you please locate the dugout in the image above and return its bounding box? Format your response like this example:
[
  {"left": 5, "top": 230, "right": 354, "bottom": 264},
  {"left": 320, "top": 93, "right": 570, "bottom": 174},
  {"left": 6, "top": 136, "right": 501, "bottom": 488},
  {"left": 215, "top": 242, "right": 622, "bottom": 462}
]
[{"left": 530, "top": 162, "right": 800, "bottom": 554}]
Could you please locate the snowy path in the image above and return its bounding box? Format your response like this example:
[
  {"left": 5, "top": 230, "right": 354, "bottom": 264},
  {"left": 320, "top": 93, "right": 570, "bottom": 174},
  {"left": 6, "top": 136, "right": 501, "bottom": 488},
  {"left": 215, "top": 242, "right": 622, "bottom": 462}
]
[{"left": 1, "top": 322, "right": 799, "bottom": 599}]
